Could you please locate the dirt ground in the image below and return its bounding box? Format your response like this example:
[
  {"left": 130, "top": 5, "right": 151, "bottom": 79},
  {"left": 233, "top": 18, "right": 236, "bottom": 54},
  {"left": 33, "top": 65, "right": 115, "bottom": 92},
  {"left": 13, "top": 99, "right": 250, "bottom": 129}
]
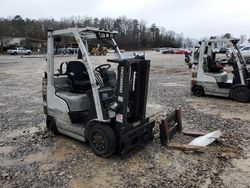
[{"left": 0, "top": 51, "right": 250, "bottom": 188}]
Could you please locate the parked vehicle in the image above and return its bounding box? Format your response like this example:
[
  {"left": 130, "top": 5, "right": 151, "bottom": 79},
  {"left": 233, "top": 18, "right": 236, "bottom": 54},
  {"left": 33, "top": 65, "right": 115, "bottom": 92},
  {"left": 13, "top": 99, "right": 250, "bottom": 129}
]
[
  {"left": 67, "top": 47, "right": 79, "bottom": 54},
  {"left": 175, "top": 49, "right": 189, "bottom": 54},
  {"left": 155, "top": 48, "right": 161, "bottom": 52},
  {"left": 240, "top": 46, "right": 250, "bottom": 57},
  {"left": 7, "top": 47, "right": 32, "bottom": 55},
  {"left": 107, "top": 49, "right": 115, "bottom": 53},
  {"left": 239, "top": 43, "right": 250, "bottom": 49},
  {"left": 218, "top": 47, "right": 230, "bottom": 54},
  {"left": 162, "top": 48, "right": 174, "bottom": 54},
  {"left": 107, "top": 48, "right": 124, "bottom": 53}
]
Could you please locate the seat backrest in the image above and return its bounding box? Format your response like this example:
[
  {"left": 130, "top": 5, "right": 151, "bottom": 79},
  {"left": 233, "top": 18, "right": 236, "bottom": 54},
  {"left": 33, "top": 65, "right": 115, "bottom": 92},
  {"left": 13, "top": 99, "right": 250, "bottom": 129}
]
[
  {"left": 66, "top": 61, "right": 89, "bottom": 80},
  {"left": 101, "top": 69, "right": 117, "bottom": 87},
  {"left": 66, "top": 61, "right": 91, "bottom": 92},
  {"left": 207, "top": 56, "right": 216, "bottom": 72},
  {"left": 207, "top": 56, "right": 213, "bottom": 65}
]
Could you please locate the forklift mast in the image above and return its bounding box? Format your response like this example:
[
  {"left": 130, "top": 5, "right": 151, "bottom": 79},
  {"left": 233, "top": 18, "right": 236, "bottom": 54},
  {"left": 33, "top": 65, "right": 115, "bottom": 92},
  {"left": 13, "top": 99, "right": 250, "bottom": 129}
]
[
  {"left": 108, "top": 58, "right": 154, "bottom": 157},
  {"left": 109, "top": 58, "right": 150, "bottom": 123}
]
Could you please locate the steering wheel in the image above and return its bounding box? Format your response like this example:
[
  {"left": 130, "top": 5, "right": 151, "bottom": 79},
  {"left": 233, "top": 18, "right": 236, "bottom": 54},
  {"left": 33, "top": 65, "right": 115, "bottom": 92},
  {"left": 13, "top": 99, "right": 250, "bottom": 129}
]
[{"left": 95, "top": 64, "right": 111, "bottom": 73}]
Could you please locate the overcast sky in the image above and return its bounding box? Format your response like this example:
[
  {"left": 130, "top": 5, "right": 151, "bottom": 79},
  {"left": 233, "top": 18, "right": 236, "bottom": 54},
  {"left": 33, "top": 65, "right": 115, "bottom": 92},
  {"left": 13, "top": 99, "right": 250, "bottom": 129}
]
[{"left": 1, "top": 0, "right": 250, "bottom": 39}]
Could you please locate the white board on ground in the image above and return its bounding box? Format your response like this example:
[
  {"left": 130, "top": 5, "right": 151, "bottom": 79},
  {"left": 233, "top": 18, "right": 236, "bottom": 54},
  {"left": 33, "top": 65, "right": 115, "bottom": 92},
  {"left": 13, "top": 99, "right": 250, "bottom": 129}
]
[{"left": 188, "top": 130, "right": 222, "bottom": 147}]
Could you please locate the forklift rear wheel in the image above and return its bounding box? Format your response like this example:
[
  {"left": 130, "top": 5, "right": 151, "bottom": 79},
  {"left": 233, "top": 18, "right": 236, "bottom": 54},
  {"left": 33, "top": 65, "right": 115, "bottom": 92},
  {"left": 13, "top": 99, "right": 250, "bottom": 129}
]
[
  {"left": 46, "top": 116, "right": 59, "bottom": 134},
  {"left": 231, "top": 86, "right": 250, "bottom": 102},
  {"left": 88, "top": 124, "right": 116, "bottom": 158},
  {"left": 192, "top": 86, "right": 205, "bottom": 97}
]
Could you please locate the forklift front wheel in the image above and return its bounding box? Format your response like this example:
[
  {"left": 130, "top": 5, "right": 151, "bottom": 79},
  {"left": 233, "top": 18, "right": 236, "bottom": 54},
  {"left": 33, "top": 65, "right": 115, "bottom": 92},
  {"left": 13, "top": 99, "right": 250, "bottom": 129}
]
[
  {"left": 88, "top": 124, "right": 116, "bottom": 158},
  {"left": 231, "top": 86, "right": 250, "bottom": 102},
  {"left": 192, "top": 86, "right": 205, "bottom": 97},
  {"left": 46, "top": 116, "right": 59, "bottom": 134}
]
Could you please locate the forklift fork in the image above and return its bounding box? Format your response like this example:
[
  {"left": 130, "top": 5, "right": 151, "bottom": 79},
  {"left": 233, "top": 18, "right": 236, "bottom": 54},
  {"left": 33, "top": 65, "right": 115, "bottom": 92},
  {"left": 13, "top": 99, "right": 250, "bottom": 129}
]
[{"left": 160, "top": 108, "right": 182, "bottom": 146}]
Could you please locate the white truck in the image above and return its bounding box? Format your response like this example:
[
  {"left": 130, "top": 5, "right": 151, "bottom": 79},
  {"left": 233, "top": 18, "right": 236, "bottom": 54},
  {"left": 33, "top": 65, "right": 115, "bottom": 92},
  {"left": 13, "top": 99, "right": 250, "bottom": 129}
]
[{"left": 7, "top": 47, "right": 32, "bottom": 55}]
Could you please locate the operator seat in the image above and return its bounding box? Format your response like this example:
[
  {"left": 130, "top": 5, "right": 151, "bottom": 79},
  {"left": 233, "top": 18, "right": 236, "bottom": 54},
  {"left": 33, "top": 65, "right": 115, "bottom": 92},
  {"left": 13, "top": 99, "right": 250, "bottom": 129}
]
[
  {"left": 207, "top": 56, "right": 223, "bottom": 73},
  {"left": 101, "top": 68, "right": 117, "bottom": 88},
  {"left": 66, "top": 61, "right": 91, "bottom": 92}
]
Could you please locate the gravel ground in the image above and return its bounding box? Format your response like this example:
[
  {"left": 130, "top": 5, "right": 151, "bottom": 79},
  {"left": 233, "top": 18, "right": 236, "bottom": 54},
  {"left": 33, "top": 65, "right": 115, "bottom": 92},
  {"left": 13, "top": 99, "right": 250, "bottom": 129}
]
[{"left": 0, "top": 52, "right": 249, "bottom": 188}]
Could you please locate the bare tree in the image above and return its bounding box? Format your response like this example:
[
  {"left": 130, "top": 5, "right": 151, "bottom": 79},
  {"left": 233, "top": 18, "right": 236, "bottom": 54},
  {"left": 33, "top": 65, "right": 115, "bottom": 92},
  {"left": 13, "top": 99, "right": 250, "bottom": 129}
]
[{"left": 0, "top": 15, "right": 185, "bottom": 50}]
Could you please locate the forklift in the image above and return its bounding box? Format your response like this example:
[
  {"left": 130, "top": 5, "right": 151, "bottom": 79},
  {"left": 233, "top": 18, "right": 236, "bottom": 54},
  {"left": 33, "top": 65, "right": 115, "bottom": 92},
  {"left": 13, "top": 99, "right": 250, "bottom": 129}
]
[
  {"left": 42, "top": 27, "right": 155, "bottom": 158},
  {"left": 191, "top": 38, "right": 250, "bottom": 102}
]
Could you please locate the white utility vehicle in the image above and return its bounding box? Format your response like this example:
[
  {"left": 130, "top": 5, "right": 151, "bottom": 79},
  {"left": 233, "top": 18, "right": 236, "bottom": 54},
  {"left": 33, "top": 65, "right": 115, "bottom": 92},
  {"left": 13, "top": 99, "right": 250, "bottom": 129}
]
[{"left": 7, "top": 47, "right": 32, "bottom": 55}]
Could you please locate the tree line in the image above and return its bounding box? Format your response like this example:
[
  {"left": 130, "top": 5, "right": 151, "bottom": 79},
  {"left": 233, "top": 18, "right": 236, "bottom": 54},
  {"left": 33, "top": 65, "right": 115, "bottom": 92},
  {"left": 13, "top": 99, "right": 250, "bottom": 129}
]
[{"left": 0, "top": 15, "right": 193, "bottom": 50}]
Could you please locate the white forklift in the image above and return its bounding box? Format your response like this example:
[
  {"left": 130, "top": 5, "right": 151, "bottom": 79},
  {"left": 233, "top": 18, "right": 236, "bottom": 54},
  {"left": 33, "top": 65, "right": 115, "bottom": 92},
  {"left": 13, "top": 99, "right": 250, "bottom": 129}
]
[
  {"left": 42, "top": 27, "right": 155, "bottom": 158},
  {"left": 191, "top": 38, "right": 250, "bottom": 102}
]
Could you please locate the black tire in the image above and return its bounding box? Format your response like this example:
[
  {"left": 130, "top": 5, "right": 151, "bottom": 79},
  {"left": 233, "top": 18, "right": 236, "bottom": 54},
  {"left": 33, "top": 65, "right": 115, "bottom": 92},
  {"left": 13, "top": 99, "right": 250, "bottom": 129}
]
[
  {"left": 88, "top": 124, "right": 117, "bottom": 158},
  {"left": 46, "top": 116, "right": 59, "bottom": 134},
  {"left": 192, "top": 86, "right": 205, "bottom": 97},
  {"left": 231, "top": 86, "right": 250, "bottom": 102},
  {"left": 188, "top": 64, "right": 192, "bottom": 69}
]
